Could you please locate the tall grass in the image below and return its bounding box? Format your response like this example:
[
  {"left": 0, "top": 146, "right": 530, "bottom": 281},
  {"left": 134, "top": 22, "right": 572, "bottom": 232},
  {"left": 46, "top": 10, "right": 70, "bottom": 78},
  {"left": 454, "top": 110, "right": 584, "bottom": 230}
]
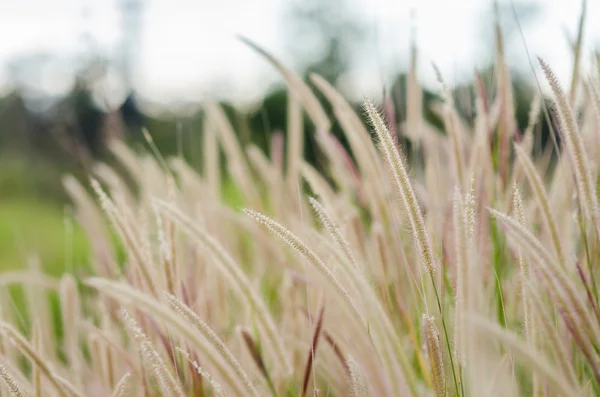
[{"left": 2, "top": 12, "right": 600, "bottom": 397}]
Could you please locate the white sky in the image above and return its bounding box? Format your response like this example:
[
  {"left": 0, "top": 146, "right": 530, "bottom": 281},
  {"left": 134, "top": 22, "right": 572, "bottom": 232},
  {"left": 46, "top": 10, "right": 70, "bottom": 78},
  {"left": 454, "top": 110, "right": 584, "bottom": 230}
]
[{"left": 0, "top": 0, "right": 597, "bottom": 111}]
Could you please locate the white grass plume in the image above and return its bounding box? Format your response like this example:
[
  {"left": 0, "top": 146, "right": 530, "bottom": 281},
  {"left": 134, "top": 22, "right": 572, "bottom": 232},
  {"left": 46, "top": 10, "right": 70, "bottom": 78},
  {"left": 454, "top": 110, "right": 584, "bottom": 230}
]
[
  {"left": 90, "top": 178, "right": 159, "bottom": 297},
  {"left": 422, "top": 314, "right": 445, "bottom": 397},
  {"left": 87, "top": 278, "right": 260, "bottom": 397},
  {"left": 176, "top": 347, "right": 225, "bottom": 397},
  {"left": 309, "top": 197, "right": 359, "bottom": 270},
  {"left": 165, "top": 293, "right": 259, "bottom": 396},
  {"left": 348, "top": 355, "right": 372, "bottom": 397},
  {"left": 152, "top": 199, "right": 292, "bottom": 378},
  {"left": 0, "top": 322, "right": 73, "bottom": 397},
  {"left": 513, "top": 143, "right": 565, "bottom": 268},
  {"left": 490, "top": 209, "right": 600, "bottom": 349},
  {"left": 0, "top": 364, "right": 29, "bottom": 397},
  {"left": 243, "top": 208, "right": 365, "bottom": 327},
  {"left": 120, "top": 309, "right": 185, "bottom": 397},
  {"left": 539, "top": 59, "right": 598, "bottom": 223},
  {"left": 363, "top": 98, "right": 436, "bottom": 274},
  {"left": 111, "top": 372, "right": 133, "bottom": 397}
]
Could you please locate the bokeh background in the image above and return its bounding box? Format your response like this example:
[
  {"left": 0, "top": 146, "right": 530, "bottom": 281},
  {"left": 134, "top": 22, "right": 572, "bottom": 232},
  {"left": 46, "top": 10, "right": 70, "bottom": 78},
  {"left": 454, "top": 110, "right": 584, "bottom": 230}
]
[{"left": 0, "top": 0, "right": 597, "bottom": 275}]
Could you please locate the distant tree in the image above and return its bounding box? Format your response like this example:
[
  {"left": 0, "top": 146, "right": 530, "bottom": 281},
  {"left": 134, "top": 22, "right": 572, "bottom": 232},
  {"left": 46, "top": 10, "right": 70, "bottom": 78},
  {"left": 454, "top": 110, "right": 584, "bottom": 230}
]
[{"left": 283, "top": 0, "right": 367, "bottom": 84}]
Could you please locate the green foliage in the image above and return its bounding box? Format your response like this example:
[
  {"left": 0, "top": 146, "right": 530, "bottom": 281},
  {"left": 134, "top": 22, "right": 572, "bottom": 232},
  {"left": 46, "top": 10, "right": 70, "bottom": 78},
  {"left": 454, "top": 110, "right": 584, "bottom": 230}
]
[{"left": 0, "top": 198, "right": 89, "bottom": 275}]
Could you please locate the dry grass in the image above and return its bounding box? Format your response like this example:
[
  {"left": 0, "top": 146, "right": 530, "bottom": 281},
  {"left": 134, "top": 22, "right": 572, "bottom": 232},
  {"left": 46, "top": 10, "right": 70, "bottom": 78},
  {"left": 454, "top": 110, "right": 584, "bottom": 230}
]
[{"left": 2, "top": 11, "right": 600, "bottom": 397}]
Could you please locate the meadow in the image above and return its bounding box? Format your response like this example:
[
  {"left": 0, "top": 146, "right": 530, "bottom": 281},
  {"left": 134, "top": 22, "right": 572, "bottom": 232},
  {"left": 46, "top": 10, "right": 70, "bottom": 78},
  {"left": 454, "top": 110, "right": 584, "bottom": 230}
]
[{"left": 0, "top": 14, "right": 599, "bottom": 397}]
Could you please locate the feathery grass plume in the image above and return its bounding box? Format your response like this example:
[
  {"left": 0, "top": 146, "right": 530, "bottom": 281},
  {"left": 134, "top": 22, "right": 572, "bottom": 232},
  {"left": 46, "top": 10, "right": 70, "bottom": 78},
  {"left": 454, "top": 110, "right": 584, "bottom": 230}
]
[
  {"left": 153, "top": 200, "right": 292, "bottom": 379},
  {"left": 453, "top": 187, "right": 470, "bottom": 364},
  {"left": 512, "top": 187, "right": 531, "bottom": 326},
  {"left": 302, "top": 306, "right": 325, "bottom": 397},
  {"left": 464, "top": 176, "right": 476, "bottom": 240},
  {"left": 363, "top": 98, "right": 436, "bottom": 274},
  {"left": 539, "top": 58, "right": 598, "bottom": 223},
  {"left": 514, "top": 143, "right": 566, "bottom": 268},
  {"left": 239, "top": 36, "right": 330, "bottom": 132},
  {"left": 470, "top": 316, "right": 580, "bottom": 396},
  {"left": 512, "top": 187, "right": 542, "bottom": 396},
  {"left": 309, "top": 197, "right": 359, "bottom": 270},
  {"left": 422, "top": 314, "right": 445, "bottom": 397},
  {"left": 490, "top": 209, "right": 600, "bottom": 349},
  {"left": 244, "top": 208, "right": 416, "bottom": 396},
  {"left": 120, "top": 309, "right": 185, "bottom": 397},
  {"left": 59, "top": 274, "right": 81, "bottom": 380},
  {"left": 154, "top": 207, "right": 176, "bottom": 294},
  {"left": 62, "top": 174, "right": 118, "bottom": 277},
  {"left": 111, "top": 372, "right": 133, "bottom": 397},
  {"left": 244, "top": 209, "right": 380, "bottom": 388},
  {"left": 7, "top": 23, "right": 600, "bottom": 396},
  {"left": 0, "top": 360, "right": 31, "bottom": 395},
  {"left": 0, "top": 364, "right": 29, "bottom": 397},
  {"left": 87, "top": 278, "right": 260, "bottom": 397},
  {"left": 242, "top": 207, "right": 402, "bottom": 389},
  {"left": 165, "top": 293, "right": 260, "bottom": 396},
  {"left": 243, "top": 208, "right": 365, "bottom": 326},
  {"left": 347, "top": 355, "right": 372, "bottom": 397},
  {"left": 83, "top": 322, "right": 144, "bottom": 383},
  {"left": 489, "top": 209, "right": 558, "bottom": 272},
  {"left": 176, "top": 347, "right": 224, "bottom": 397},
  {"left": 0, "top": 322, "right": 73, "bottom": 397},
  {"left": 90, "top": 178, "right": 159, "bottom": 298}
]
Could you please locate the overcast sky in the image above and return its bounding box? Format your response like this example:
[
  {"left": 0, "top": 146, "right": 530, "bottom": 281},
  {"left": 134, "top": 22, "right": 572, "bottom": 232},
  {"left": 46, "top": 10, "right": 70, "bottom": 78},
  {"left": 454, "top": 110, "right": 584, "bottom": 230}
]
[{"left": 0, "top": 0, "right": 597, "bottom": 111}]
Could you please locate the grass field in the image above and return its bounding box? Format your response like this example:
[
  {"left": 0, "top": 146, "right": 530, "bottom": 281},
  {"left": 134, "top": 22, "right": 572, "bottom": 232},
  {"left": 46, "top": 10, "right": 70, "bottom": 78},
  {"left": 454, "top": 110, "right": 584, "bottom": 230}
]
[{"left": 0, "top": 15, "right": 598, "bottom": 397}]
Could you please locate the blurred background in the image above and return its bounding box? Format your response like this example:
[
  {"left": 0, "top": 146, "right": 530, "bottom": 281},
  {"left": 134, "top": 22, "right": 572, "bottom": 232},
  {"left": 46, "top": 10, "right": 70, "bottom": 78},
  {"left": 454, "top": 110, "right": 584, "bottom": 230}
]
[{"left": 0, "top": 0, "right": 597, "bottom": 274}]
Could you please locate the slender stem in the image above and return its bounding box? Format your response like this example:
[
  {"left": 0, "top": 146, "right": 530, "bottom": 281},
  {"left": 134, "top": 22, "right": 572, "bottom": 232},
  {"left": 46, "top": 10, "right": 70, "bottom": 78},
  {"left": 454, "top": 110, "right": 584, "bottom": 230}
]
[{"left": 430, "top": 273, "right": 463, "bottom": 397}]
